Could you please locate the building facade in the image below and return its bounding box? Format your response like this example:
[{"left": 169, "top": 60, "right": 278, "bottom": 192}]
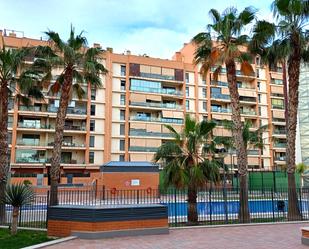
[{"left": 0, "top": 30, "right": 287, "bottom": 186}]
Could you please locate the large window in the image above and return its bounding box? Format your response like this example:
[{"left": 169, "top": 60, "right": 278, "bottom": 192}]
[
  {"left": 130, "top": 79, "right": 161, "bottom": 93},
  {"left": 90, "top": 105, "right": 96, "bottom": 116},
  {"left": 120, "top": 124, "right": 125, "bottom": 135},
  {"left": 89, "top": 152, "right": 94, "bottom": 163},
  {"left": 90, "top": 136, "right": 95, "bottom": 147},
  {"left": 121, "top": 80, "right": 126, "bottom": 90},
  {"left": 90, "top": 120, "right": 95, "bottom": 131},
  {"left": 186, "top": 100, "right": 190, "bottom": 110},
  {"left": 121, "top": 65, "right": 126, "bottom": 76},
  {"left": 91, "top": 88, "right": 96, "bottom": 100},
  {"left": 202, "top": 88, "right": 207, "bottom": 98},
  {"left": 120, "top": 139, "right": 125, "bottom": 151},
  {"left": 185, "top": 73, "right": 189, "bottom": 83},
  {"left": 186, "top": 87, "right": 189, "bottom": 97},
  {"left": 120, "top": 110, "right": 125, "bottom": 120},
  {"left": 272, "top": 99, "right": 284, "bottom": 109},
  {"left": 120, "top": 94, "right": 126, "bottom": 105}
]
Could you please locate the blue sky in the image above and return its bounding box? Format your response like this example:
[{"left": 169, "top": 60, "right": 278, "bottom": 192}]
[{"left": 0, "top": 0, "right": 273, "bottom": 58}]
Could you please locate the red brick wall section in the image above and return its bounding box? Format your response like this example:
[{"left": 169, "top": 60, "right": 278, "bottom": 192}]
[
  {"left": 48, "top": 218, "right": 168, "bottom": 237},
  {"left": 101, "top": 172, "right": 159, "bottom": 190}
]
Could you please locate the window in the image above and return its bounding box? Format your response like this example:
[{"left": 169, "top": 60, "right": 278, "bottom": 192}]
[
  {"left": 186, "top": 100, "right": 190, "bottom": 110},
  {"left": 186, "top": 87, "right": 189, "bottom": 97},
  {"left": 91, "top": 88, "right": 96, "bottom": 100},
  {"left": 120, "top": 110, "right": 125, "bottom": 120},
  {"left": 121, "top": 80, "right": 126, "bottom": 90},
  {"left": 119, "top": 155, "right": 125, "bottom": 161},
  {"left": 256, "top": 56, "right": 260, "bottom": 66},
  {"left": 130, "top": 79, "right": 162, "bottom": 93},
  {"left": 257, "top": 81, "right": 261, "bottom": 91},
  {"left": 185, "top": 73, "right": 189, "bottom": 83},
  {"left": 120, "top": 124, "right": 125, "bottom": 135},
  {"left": 90, "top": 120, "right": 95, "bottom": 131},
  {"left": 90, "top": 136, "right": 95, "bottom": 147},
  {"left": 202, "top": 77, "right": 206, "bottom": 85},
  {"left": 256, "top": 69, "right": 260, "bottom": 78},
  {"left": 89, "top": 152, "right": 94, "bottom": 164},
  {"left": 202, "top": 88, "right": 207, "bottom": 98},
  {"left": 121, "top": 65, "right": 126, "bottom": 76},
  {"left": 120, "top": 139, "right": 125, "bottom": 151},
  {"left": 203, "top": 101, "right": 207, "bottom": 111},
  {"left": 259, "top": 107, "right": 261, "bottom": 116},
  {"left": 90, "top": 105, "right": 96, "bottom": 116},
  {"left": 258, "top": 94, "right": 261, "bottom": 103},
  {"left": 211, "top": 87, "right": 221, "bottom": 94},
  {"left": 120, "top": 94, "right": 126, "bottom": 105}
]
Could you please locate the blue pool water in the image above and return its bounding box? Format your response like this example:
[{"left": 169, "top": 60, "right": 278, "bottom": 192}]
[{"left": 163, "top": 200, "right": 309, "bottom": 216}]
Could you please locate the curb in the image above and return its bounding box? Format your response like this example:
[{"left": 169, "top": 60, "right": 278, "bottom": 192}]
[{"left": 22, "top": 236, "right": 77, "bottom": 249}]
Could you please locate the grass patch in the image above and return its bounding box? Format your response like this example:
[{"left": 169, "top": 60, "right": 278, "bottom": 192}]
[{"left": 0, "top": 228, "right": 53, "bottom": 249}]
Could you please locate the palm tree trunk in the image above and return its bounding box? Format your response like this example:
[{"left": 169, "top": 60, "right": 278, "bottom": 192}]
[
  {"left": 50, "top": 70, "right": 73, "bottom": 205},
  {"left": 11, "top": 206, "right": 19, "bottom": 235},
  {"left": 0, "top": 82, "right": 9, "bottom": 224},
  {"left": 225, "top": 59, "right": 250, "bottom": 223},
  {"left": 187, "top": 185, "right": 198, "bottom": 224},
  {"left": 286, "top": 35, "right": 302, "bottom": 220}
]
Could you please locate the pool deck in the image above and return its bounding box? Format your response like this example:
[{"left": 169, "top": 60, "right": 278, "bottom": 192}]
[{"left": 46, "top": 222, "right": 308, "bottom": 249}]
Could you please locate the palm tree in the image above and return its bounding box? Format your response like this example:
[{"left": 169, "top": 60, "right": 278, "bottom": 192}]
[
  {"left": 250, "top": 0, "right": 309, "bottom": 220},
  {"left": 2, "top": 183, "right": 35, "bottom": 235},
  {"left": 154, "top": 115, "right": 220, "bottom": 224},
  {"left": 0, "top": 43, "right": 44, "bottom": 224},
  {"left": 33, "top": 26, "right": 107, "bottom": 205},
  {"left": 192, "top": 7, "right": 257, "bottom": 223}
]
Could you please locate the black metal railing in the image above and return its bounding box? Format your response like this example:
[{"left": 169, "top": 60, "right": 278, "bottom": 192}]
[{"left": 3, "top": 186, "right": 309, "bottom": 228}]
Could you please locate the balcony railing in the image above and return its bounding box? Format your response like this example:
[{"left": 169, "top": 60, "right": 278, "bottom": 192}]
[
  {"left": 64, "top": 125, "right": 86, "bottom": 131},
  {"left": 272, "top": 105, "right": 284, "bottom": 109},
  {"left": 211, "top": 93, "right": 230, "bottom": 100},
  {"left": 129, "top": 146, "right": 158, "bottom": 152},
  {"left": 18, "top": 122, "right": 53, "bottom": 129},
  {"left": 271, "top": 79, "right": 283, "bottom": 85},
  {"left": 211, "top": 81, "right": 228, "bottom": 87},
  {"left": 247, "top": 150, "right": 259, "bottom": 155},
  {"left": 129, "top": 129, "right": 173, "bottom": 138},
  {"left": 241, "top": 110, "right": 257, "bottom": 115},
  {"left": 17, "top": 139, "right": 41, "bottom": 146},
  {"left": 211, "top": 106, "right": 231, "bottom": 113},
  {"left": 274, "top": 143, "right": 286, "bottom": 148},
  {"left": 236, "top": 70, "right": 255, "bottom": 77},
  {"left": 275, "top": 156, "right": 286, "bottom": 161},
  {"left": 15, "top": 157, "right": 47, "bottom": 163},
  {"left": 130, "top": 101, "right": 182, "bottom": 110},
  {"left": 139, "top": 72, "right": 176, "bottom": 81},
  {"left": 48, "top": 141, "right": 85, "bottom": 147},
  {"left": 130, "top": 116, "right": 183, "bottom": 124},
  {"left": 130, "top": 86, "right": 183, "bottom": 96},
  {"left": 47, "top": 106, "right": 87, "bottom": 115},
  {"left": 273, "top": 129, "right": 286, "bottom": 135},
  {"left": 19, "top": 106, "right": 43, "bottom": 112}
]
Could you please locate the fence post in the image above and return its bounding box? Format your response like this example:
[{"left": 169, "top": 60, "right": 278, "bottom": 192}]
[
  {"left": 209, "top": 187, "right": 212, "bottom": 225},
  {"left": 174, "top": 188, "right": 177, "bottom": 226},
  {"left": 223, "top": 181, "right": 228, "bottom": 224},
  {"left": 271, "top": 188, "right": 275, "bottom": 222},
  {"left": 273, "top": 171, "right": 277, "bottom": 193},
  {"left": 261, "top": 172, "right": 264, "bottom": 195},
  {"left": 46, "top": 190, "right": 50, "bottom": 228},
  {"left": 137, "top": 190, "right": 140, "bottom": 204},
  {"left": 299, "top": 188, "right": 303, "bottom": 220}
]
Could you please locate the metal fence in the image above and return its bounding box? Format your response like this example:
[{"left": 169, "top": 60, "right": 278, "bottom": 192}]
[{"left": 4, "top": 187, "right": 309, "bottom": 229}]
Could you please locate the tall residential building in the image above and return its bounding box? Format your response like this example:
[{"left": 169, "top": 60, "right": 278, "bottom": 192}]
[{"left": 0, "top": 30, "right": 287, "bottom": 186}]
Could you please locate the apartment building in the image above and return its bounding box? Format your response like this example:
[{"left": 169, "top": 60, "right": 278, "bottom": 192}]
[{"left": 0, "top": 30, "right": 287, "bottom": 186}]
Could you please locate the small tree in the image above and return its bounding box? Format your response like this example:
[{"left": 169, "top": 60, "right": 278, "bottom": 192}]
[
  {"left": 154, "top": 115, "right": 220, "bottom": 224},
  {"left": 2, "top": 183, "right": 35, "bottom": 235}
]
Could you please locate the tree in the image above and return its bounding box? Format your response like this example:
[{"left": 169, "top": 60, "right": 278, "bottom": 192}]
[
  {"left": 192, "top": 7, "right": 257, "bottom": 223},
  {"left": 2, "top": 183, "right": 35, "bottom": 235},
  {"left": 33, "top": 26, "right": 107, "bottom": 205},
  {"left": 154, "top": 115, "right": 220, "bottom": 224},
  {"left": 0, "top": 42, "right": 44, "bottom": 224},
  {"left": 250, "top": 0, "right": 309, "bottom": 220}
]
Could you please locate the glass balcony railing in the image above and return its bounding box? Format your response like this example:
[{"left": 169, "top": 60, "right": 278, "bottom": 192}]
[
  {"left": 273, "top": 129, "right": 286, "bottom": 135},
  {"left": 211, "top": 81, "right": 228, "bottom": 87},
  {"left": 47, "top": 141, "right": 85, "bottom": 147},
  {"left": 64, "top": 125, "right": 86, "bottom": 131},
  {"left": 211, "top": 106, "right": 231, "bottom": 113},
  {"left": 139, "top": 72, "right": 176, "bottom": 81},
  {"left": 19, "top": 106, "right": 43, "bottom": 112},
  {"left": 272, "top": 105, "right": 284, "bottom": 109},
  {"left": 130, "top": 116, "right": 183, "bottom": 124},
  {"left": 129, "top": 129, "right": 174, "bottom": 138},
  {"left": 275, "top": 156, "right": 286, "bottom": 161},
  {"left": 130, "top": 101, "right": 182, "bottom": 110},
  {"left": 211, "top": 93, "right": 230, "bottom": 100},
  {"left": 130, "top": 86, "right": 183, "bottom": 96},
  {"left": 274, "top": 143, "right": 286, "bottom": 148},
  {"left": 17, "top": 139, "right": 41, "bottom": 146},
  {"left": 236, "top": 70, "right": 255, "bottom": 77},
  {"left": 18, "top": 122, "right": 53, "bottom": 129},
  {"left": 129, "top": 146, "right": 158, "bottom": 152},
  {"left": 47, "top": 106, "right": 87, "bottom": 115},
  {"left": 15, "top": 157, "right": 47, "bottom": 163},
  {"left": 271, "top": 79, "right": 283, "bottom": 85},
  {"left": 241, "top": 110, "right": 257, "bottom": 115},
  {"left": 247, "top": 150, "right": 259, "bottom": 155}
]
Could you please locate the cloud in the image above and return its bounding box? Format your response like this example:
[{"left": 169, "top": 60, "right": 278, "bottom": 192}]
[{"left": 0, "top": 0, "right": 273, "bottom": 58}]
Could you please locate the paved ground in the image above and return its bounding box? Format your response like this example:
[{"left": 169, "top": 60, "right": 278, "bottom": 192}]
[{"left": 47, "top": 223, "right": 308, "bottom": 249}]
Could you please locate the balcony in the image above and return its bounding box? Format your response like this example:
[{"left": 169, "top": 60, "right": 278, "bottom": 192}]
[
  {"left": 130, "top": 101, "right": 182, "bottom": 110},
  {"left": 211, "top": 93, "right": 230, "bottom": 100},
  {"left": 129, "top": 129, "right": 173, "bottom": 138},
  {"left": 19, "top": 106, "right": 43, "bottom": 112},
  {"left": 275, "top": 156, "right": 286, "bottom": 161},
  {"left": 247, "top": 150, "right": 259, "bottom": 155},
  {"left": 130, "top": 86, "right": 183, "bottom": 96},
  {"left": 211, "top": 106, "right": 231, "bottom": 113},
  {"left": 239, "top": 96, "right": 256, "bottom": 103},
  {"left": 130, "top": 116, "right": 183, "bottom": 124},
  {"left": 236, "top": 70, "right": 256, "bottom": 80},
  {"left": 271, "top": 79, "right": 283, "bottom": 85},
  {"left": 64, "top": 125, "right": 86, "bottom": 131},
  {"left": 273, "top": 143, "right": 286, "bottom": 148},
  {"left": 17, "top": 139, "right": 41, "bottom": 146},
  {"left": 139, "top": 72, "right": 176, "bottom": 81},
  {"left": 211, "top": 81, "right": 228, "bottom": 87},
  {"left": 18, "top": 122, "right": 53, "bottom": 129},
  {"left": 273, "top": 129, "right": 286, "bottom": 135},
  {"left": 129, "top": 146, "right": 158, "bottom": 152},
  {"left": 241, "top": 110, "right": 257, "bottom": 115},
  {"left": 47, "top": 141, "right": 85, "bottom": 147},
  {"left": 15, "top": 157, "right": 47, "bottom": 164},
  {"left": 47, "top": 106, "right": 87, "bottom": 115}
]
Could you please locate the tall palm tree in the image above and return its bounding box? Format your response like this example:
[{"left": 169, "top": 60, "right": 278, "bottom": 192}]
[
  {"left": 0, "top": 43, "right": 44, "bottom": 224},
  {"left": 250, "top": 0, "right": 309, "bottom": 220},
  {"left": 192, "top": 7, "right": 257, "bottom": 223},
  {"left": 33, "top": 26, "right": 107, "bottom": 205},
  {"left": 154, "top": 115, "right": 220, "bottom": 224},
  {"left": 2, "top": 183, "right": 35, "bottom": 235}
]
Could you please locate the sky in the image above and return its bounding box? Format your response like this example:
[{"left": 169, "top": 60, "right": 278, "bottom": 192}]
[{"left": 0, "top": 0, "right": 273, "bottom": 59}]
